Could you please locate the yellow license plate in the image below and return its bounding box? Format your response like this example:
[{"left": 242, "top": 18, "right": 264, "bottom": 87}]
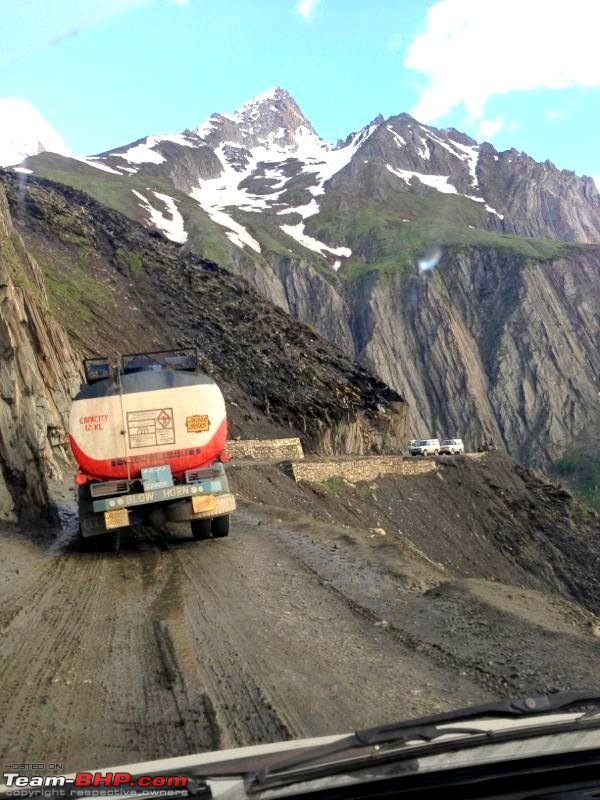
[
  {"left": 192, "top": 494, "right": 216, "bottom": 513},
  {"left": 186, "top": 415, "right": 210, "bottom": 433},
  {"left": 104, "top": 508, "right": 129, "bottom": 529}
]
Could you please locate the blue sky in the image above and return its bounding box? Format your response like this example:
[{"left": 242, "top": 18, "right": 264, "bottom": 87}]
[{"left": 1, "top": 0, "right": 599, "bottom": 180}]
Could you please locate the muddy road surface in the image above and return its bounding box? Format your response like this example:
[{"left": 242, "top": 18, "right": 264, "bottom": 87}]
[
  {"left": 0, "top": 504, "right": 489, "bottom": 772},
  {"left": 2, "top": 457, "right": 599, "bottom": 773}
]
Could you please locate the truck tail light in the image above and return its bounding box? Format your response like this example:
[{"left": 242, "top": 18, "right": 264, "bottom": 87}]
[
  {"left": 185, "top": 465, "right": 223, "bottom": 483},
  {"left": 90, "top": 480, "right": 130, "bottom": 498}
]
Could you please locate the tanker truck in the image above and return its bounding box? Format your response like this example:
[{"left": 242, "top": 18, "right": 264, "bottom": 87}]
[{"left": 69, "top": 348, "right": 236, "bottom": 550}]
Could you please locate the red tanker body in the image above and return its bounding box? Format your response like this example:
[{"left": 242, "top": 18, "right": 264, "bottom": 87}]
[
  {"left": 70, "top": 367, "right": 228, "bottom": 480},
  {"left": 70, "top": 350, "right": 236, "bottom": 550}
]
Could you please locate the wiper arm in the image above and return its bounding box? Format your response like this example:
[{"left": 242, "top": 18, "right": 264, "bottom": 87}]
[
  {"left": 356, "top": 688, "right": 600, "bottom": 746},
  {"left": 248, "top": 689, "right": 600, "bottom": 789}
]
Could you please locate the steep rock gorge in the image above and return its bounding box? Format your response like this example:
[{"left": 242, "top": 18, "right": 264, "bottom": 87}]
[
  {"left": 262, "top": 245, "right": 600, "bottom": 466},
  {"left": 0, "top": 185, "right": 80, "bottom": 520}
]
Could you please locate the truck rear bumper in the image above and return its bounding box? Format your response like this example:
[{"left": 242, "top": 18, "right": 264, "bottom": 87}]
[
  {"left": 84, "top": 480, "right": 236, "bottom": 537},
  {"left": 92, "top": 482, "right": 218, "bottom": 513}
]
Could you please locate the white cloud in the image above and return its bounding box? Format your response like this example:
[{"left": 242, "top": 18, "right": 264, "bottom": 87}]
[
  {"left": 405, "top": 0, "right": 600, "bottom": 123},
  {"left": 594, "top": 177, "right": 600, "bottom": 192},
  {"left": 0, "top": 98, "right": 69, "bottom": 166},
  {"left": 476, "top": 114, "right": 504, "bottom": 141},
  {"left": 297, "top": 0, "right": 320, "bottom": 20}
]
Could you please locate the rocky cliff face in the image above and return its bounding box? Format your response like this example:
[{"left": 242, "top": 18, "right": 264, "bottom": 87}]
[
  {"left": 351, "top": 248, "right": 600, "bottom": 464},
  {"left": 477, "top": 145, "right": 600, "bottom": 243},
  {"left": 268, "top": 243, "right": 600, "bottom": 465},
  {"left": 0, "top": 185, "right": 80, "bottom": 520}
]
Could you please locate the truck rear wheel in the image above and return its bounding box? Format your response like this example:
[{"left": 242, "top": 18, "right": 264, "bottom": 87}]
[
  {"left": 77, "top": 485, "right": 96, "bottom": 552},
  {"left": 191, "top": 518, "right": 212, "bottom": 540},
  {"left": 212, "top": 515, "right": 230, "bottom": 538}
]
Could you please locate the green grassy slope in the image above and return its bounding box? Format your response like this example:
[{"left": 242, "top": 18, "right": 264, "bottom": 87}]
[{"left": 554, "top": 451, "right": 600, "bottom": 514}]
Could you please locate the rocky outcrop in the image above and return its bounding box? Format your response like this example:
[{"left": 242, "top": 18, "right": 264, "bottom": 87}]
[
  {"left": 0, "top": 185, "right": 80, "bottom": 520},
  {"left": 478, "top": 146, "right": 600, "bottom": 243},
  {"left": 189, "top": 87, "right": 318, "bottom": 152}
]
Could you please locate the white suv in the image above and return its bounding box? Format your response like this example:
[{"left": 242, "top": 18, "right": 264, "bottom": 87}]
[
  {"left": 409, "top": 438, "right": 440, "bottom": 456},
  {"left": 439, "top": 438, "right": 464, "bottom": 455}
]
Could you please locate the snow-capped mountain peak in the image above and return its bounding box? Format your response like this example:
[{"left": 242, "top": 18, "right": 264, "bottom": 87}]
[
  {"left": 227, "top": 87, "right": 302, "bottom": 123},
  {"left": 187, "top": 111, "right": 379, "bottom": 259},
  {"left": 193, "top": 86, "right": 319, "bottom": 152},
  {"left": 0, "top": 98, "right": 69, "bottom": 167}
]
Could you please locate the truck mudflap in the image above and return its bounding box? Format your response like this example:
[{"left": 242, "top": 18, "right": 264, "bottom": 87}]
[
  {"left": 165, "top": 493, "right": 236, "bottom": 523},
  {"left": 79, "top": 511, "right": 109, "bottom": 538}
]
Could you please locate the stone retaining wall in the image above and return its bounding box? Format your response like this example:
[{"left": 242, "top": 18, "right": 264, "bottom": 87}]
[
  {"left": 284, "top": 456, "right": 437, "bottom": 483},
  {"left": 227, "top": 437, "right": 304, "bottom": 461}
]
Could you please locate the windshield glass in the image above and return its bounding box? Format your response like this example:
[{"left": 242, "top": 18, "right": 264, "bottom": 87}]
[{"left": 1, "top": 0, "right": 599, "bottom": 787}]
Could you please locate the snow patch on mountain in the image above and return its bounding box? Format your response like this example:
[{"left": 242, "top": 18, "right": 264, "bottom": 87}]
[
  {"left": 386, "top": 164, "right": 458, "bottom": 194},
  {"left": 155, "top": 133, "right": 196, "bottom": 148},
  {"left": 132, "top": 189, "right": 188, "bottom": 243},
  {"left": 298, "top": 122, "right": 379, "bottom": 191},
  {"left": 280, "top": 222, "right": 352, "bottom": 259},
  {"left": 118, "top": 141, "right": 166, "bottom": 165},
  {"left": 194, "top": 116, "right": 223, "bottom": 139},
  {"left": 188, "top": 182, "right": 261, "bottom": 252},
  {"left": 416, "top": 138, "right": 431, "bottom": 160},
  {"left": 75, "top": 157, "right": 124, "bottom": 175},
  {"left": 191, "top": 142, "right": 284, "bottom": 213},
  {"left": 387, "top": 125, "right": 406, "bottom": 149},
  {"left": 420, "top": 128, "right": 480, "bottom": 188},
  {"left": 0, "top": 98, "right": 69, "bottom": 166},
  {"left": 448, "top": 138, "right": 479, "bottom": 187},
  {"left": 278, "top": 199, "right": 320, "bottom": 218},
  {"left": 262, "top": 167, "right": 288, "bottom": 189},
  {"left": 109, "top": 133, "right": 196, "bottom": 166},
  {"left": 485, "top": 203, "right": 504, "bottom": 219}
]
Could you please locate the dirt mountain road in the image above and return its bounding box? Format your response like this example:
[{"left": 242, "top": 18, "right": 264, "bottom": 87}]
[
  {"left": 2, "top": 462, "right": 599, "bottom": 774},
  {"left": 0, "top": 500, "right": 490, "bottom": 773}
]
